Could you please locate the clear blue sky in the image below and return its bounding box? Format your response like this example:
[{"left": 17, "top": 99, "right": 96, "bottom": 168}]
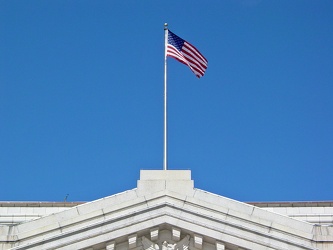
[{"left": 1, "top": 1, "right": 332, "bottom": 202}]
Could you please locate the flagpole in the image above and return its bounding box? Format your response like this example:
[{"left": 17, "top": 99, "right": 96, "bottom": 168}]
[{"left": 163, "top": 23, "right": 168, "bottom": 170}]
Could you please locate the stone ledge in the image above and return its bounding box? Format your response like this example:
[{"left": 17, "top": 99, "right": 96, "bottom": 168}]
[{"left": 0, "top": 202, "right": 84, "bottom": 207}]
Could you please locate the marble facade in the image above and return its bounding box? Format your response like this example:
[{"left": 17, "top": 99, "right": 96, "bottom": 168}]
[{"left": 0, "top": 170, "right": 332, "bottom": 250}]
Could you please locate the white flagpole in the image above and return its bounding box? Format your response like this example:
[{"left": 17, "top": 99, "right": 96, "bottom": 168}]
[{"left": 163, "top": 23, "right": 168, "bottom": 170}]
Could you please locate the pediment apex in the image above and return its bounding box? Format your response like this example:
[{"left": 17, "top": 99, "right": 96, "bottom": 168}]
[
  {"left": 2, "top": 170, "right": 332, "bottom": 249},
  {"left": 136, "top": 170, "right": 194, "bottom": 197},
  {"left": 139, "top": 170, "right": 192, "bottom": 180},
  {"left": 12, "top": 170, "right": 316, "bottom": 244}
]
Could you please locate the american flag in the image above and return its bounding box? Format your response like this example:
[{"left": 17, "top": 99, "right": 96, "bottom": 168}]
[{"left": 166, "top": 30, "right": 208, "bottom": 78}]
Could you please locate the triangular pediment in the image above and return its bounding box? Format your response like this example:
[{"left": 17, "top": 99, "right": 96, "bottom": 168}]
[{"left": 0, "top": 170, "right": 332, "bottom": 250}]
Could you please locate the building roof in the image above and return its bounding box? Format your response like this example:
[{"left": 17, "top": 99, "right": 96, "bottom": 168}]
[{"left": 1, "top": 170, "right": 332, "bottom": 250}]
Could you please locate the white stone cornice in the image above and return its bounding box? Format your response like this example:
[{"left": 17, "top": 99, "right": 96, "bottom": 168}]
[
  {"left": 2, "top": 170, "right": 333, "bottom": 250},
  {"left": 3, "top": 197, "right": 323, "bottom": 250}
]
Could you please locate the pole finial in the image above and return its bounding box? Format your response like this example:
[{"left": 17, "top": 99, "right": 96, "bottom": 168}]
[{"left": 164, "top": 23, "right": 168, "bottom": 30}]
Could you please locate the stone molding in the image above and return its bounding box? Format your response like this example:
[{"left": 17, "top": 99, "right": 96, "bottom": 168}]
[{"left": 0, "top": 170, "right": 332, "bottom": 250}]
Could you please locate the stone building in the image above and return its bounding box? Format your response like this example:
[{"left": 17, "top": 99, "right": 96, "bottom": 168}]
[{"left": 0, "top": 170, "right": 333, "bottom": 250}]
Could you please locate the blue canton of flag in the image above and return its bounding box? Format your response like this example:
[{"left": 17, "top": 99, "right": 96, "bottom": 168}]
[{"left": 166, "top": 30, "right": 208, "bottom": 78}]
